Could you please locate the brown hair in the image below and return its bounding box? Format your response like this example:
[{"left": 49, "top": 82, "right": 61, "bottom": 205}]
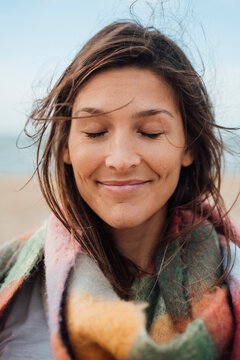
[{"left": 25, "top": 21, "right": 234, "bottom": 298}]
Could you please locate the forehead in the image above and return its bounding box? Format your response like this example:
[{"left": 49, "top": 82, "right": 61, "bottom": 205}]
[{"left": 72, "top": 67, "right": 179, "bottom": 116}]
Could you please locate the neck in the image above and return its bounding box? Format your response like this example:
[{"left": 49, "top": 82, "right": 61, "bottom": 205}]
[{"left": 111, "top": 208, "right": 167, "bottom": 270}]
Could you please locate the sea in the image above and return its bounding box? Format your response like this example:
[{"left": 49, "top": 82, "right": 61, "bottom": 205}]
[{"left": 0, "top": 133, "right": 239, "bottom": 175}]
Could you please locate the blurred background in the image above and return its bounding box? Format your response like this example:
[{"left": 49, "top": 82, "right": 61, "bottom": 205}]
[{"left": 0, "top": 0, "right": 239, "bottom": 243}]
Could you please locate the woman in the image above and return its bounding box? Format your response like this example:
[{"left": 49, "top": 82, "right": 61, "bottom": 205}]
[{"left": 0, "top": 21, "right": 239, "bottom": 360}]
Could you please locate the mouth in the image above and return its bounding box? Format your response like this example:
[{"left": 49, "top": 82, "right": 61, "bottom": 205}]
[{"left": 96, "top": 180, "right": 151, "bottom": 194}]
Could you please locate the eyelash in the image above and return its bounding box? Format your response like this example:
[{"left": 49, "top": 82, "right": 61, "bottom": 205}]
[{"left": 84, "top": 131, "right": 162, "bottom": 139}]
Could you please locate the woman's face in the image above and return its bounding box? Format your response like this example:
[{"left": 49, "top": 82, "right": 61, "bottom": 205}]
[{"left": 64, "top": 67, "right": 193, "bottom": 229}]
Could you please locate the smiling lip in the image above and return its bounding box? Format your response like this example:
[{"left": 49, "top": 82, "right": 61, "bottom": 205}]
[{"left": 97, "top": 180, "right": 150, "bottom": 193}]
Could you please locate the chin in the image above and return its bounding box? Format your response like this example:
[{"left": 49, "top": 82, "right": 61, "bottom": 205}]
[
  {"left": 102, "top": 212, "right": 146, "bottom": 229},
  {"left": 107, "top": 221, "right": 142, "bottom": 230}
]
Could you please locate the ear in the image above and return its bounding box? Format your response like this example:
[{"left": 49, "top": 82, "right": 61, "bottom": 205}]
[
  {"left": 63, "top": 144, "right": 72, "bottom": 165},
  {"left": 181, "top": 148, "right": 194, "bottom": 167}
]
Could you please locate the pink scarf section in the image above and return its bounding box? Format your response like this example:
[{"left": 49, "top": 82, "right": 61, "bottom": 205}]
[
  {"left": 44, "top": 209, "right": 240, "bottom": 359},
  {"left": 44, "top": 215, "right": 82, "bottom": 359}
]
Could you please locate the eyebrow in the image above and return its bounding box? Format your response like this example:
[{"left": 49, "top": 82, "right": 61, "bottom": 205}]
[
  {"left": 73, "top": 107, "right": 174, "bottom": 119},
  {"left": 131, "top": 109, "right": 174, "bottom": 119}
]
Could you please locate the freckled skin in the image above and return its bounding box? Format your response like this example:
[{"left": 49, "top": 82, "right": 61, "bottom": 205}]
[{"left": 63, "top": 67, "right": 193, "bottom": 231}]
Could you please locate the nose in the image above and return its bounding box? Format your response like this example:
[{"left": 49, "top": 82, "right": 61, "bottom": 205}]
[{"left": 105, "top": 134, "right": 141, "bottom": 171}]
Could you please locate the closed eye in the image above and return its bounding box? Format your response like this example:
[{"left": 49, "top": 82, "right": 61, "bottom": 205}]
[
  {"left": 84, "top": 131, "right": 107, "bottom": 138},
  {"left": 139, "top": 131, "right": 163, "bottom": 139}
]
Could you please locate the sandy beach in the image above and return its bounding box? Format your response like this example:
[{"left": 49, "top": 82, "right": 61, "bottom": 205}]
[
  {"left": 0, "top": 173, "right": 239, "bottom": 244},
  {"left": 0, "top": 175, "right": 50, "bottom": 244}
]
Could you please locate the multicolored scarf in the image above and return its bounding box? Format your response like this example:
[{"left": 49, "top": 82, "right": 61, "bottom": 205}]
[
  {"left": 0, "top": 206, "right": 240, "bottom": 359},
  {"left": 45, "top": 207, "right": 240, "bottom": 360}
]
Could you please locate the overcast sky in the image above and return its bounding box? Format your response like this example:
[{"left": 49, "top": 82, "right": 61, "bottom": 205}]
[{"left": 1, "top": 0, "right": 240, "bottom": 136}]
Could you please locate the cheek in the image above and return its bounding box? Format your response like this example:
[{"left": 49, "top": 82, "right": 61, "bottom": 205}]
[
  {"left": 147, "top": 145, "right": 184, "bottom": 177},
  {"left": 69, "top": 144, "right": 101, "bottom": 180}
]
